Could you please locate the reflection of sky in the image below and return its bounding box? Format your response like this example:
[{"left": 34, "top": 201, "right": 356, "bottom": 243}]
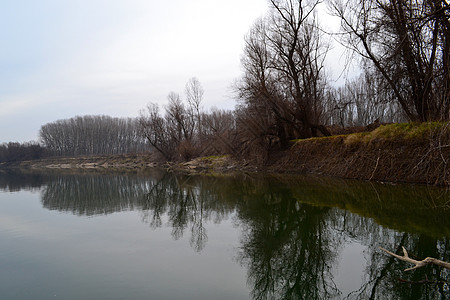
[
  {"left": 334, "top": 240, "right": 366, "bottom": 297},
  {"left": 0, "top": 190, "right": 247, "bottom": 299}
]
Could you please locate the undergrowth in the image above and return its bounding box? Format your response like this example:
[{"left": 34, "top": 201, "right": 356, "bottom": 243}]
[
  {"left": 293, "top": 122, "right": 449, "bottom": 147},
  {"left": 286, "top": 122, "right": 450, "bottom": 185}
]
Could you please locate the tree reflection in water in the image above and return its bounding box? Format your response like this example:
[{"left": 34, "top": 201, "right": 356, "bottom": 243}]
[
  {"left": 0, "top": 169, "right": 49, "bottom": 192},
  {"left": 141, "top": 173, "right": 235, "bottom": 252},
  {"left": 1, "top": 170, "right": 449, "bottom": 299},
  {"left": 233, "top": 179, "right": 340, "bottom": 299}
]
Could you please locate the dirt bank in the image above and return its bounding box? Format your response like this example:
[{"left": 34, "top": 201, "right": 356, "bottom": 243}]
[
  {"left": 274, "top": 122, "right": 450, "bottom": 185},
  {"left": 2, "top": 154, "right": 160, "bottom": 172},
  {"left": 3, "top": 153, "right": 255, "bottom": 175}
]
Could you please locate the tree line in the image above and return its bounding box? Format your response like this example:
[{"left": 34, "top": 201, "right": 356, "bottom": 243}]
[
  {"left": 0, "top": 142, "right": 49, "bottom": 163},
  {"left": 4, "top": 0, "right": 449, "bottom": 163},
  {"left": 39, "top": 115, "right": 148, "bottom": 156}
]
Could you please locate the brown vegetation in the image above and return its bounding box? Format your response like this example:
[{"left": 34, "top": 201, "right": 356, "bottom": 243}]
[
  {"left": 275, "top": 122, "right": 450, "bottom": 185},
  {"left": 139, "top": 78, "right": 237, "bottom": 162}
]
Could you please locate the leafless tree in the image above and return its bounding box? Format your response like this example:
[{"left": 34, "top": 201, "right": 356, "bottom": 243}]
[
  {"left": 234, "top": 0, "right": 332, "bottom": 161},
  {"left": 0, "top": 142, "right": 48, "bottom": 162},
  {"left": 323, "top": 74, "right": 408, "bottom": 127},
  {"left": 40, "top": 115, "right": 147, "bottom": 157},
  {"left": 139, "top": 78, "right": 238, "bottom": 161},
  {"left": 329, "top": 0, "right": 450, "bottom": 121},
  {"left": 200, "top": 108, "right": 238, "bottom": 155},
  {"left": 185, "top": 77, "right": 204, "bottom": 124},
  {"left": 139, "top": 103, "right": 176, "bottom": 160}
]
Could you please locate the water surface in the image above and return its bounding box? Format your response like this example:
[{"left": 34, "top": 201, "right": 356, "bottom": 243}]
[{"left": 0, "top": 169, "right": 448, "bottom": 299}]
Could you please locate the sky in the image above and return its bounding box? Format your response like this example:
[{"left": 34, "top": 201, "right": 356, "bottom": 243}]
[{"left": 0, "top": 0, "right": 349, "bottom": 143}]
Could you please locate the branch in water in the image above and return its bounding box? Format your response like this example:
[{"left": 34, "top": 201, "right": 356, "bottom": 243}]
[{"left": 379, "top": 246, "right": 450, "bottom": 271}]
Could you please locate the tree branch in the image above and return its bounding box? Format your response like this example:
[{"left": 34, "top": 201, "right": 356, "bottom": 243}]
[{"left": 379, "top": 246, "right": 450, "bottom": 271}]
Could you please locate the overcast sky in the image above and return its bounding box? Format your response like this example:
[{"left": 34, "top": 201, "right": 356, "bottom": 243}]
[{"left": 0, "top": 0, "right": 350, "bottom": 143}]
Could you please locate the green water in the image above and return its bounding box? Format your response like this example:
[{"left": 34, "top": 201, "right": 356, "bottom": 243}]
[{"left": 0, "top": 169, "right": 448, "bottom": 299}]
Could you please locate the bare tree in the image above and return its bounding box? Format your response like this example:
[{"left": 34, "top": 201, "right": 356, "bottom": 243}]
[
  {"left": 40, "top": 115, "right": 147, "bottom": 157},
  {"left": 165, "top": 92, "right": 193, "bottom": 143},
  {"left": 267, "top": 0, "right": 331, "bottom": 137},
  {"left": 139, "top": 103, "right": 176, "bottom": 160},
  {"left": 329, "top": 0, "right": 450, "bottom": 121},
  {"left": 185, "top": 77, "right": 205, "bottom": 145},
  {"left": 200, "top": 108, "right": 238, "bottom": 155},
  {"left": 185, "top": 77, "right": 204, "bottom": 119},
  {"left": 0, "top": 142, "right": 48, "bottom": 163},
  {"left": 323, "top": 74, "right": 408, "bottom": 127},
  {"left": 234, "top": 0, "right": 331, "bottom": 161},
  {"left": 139, "top": 78, "right": 238, "bottom": 161}
]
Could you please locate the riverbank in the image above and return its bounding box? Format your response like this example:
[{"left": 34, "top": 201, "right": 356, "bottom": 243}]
[
  {"left": 274, "top": 122, "right": 450, "bottom": 185},
  {"left": 2, "top": 122, "right": 449, "bottom": 185},
  {"left": 0, "top": 154, "right": 160, "bottom": 172},
  {"left": 0, "top": 153, "right": 254, "bottom": 175}
]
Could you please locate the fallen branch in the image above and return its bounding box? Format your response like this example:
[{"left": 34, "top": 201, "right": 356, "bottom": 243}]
[{"left": 379, "top": 246, "right": 450, "bottom": 271}]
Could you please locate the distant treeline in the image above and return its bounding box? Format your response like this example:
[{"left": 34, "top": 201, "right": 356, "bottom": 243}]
[
  {"left": 39, "top": 115, "right": 148, "bottom": 156},
  {"left": 0, "top": 142, "right": 50, "bottom": 163},
  {"left": 0, "top": 116, "right": 151, "bottom": 164}
]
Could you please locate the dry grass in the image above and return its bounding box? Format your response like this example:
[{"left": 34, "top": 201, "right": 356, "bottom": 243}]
[{"left": 278, "top": 122, "right": 450, "bottom": 185}]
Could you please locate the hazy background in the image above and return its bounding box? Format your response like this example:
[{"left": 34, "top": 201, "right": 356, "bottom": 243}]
[{"left": 0, "top": 0, "right": 347, "bottom": 143}]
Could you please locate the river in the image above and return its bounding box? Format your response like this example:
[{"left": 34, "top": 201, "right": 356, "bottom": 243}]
[{"left": 0, "top": 169, "right": 448, "bottom": 299}]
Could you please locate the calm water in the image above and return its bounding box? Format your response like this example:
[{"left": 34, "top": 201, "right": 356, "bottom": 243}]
[{"left": 0, "top": 169, "right": 449, "bottom": 299}]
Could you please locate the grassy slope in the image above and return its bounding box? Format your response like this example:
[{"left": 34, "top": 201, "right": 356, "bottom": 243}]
[{"left": 278, "top": 122, "right": 450, "bottom": 185}]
